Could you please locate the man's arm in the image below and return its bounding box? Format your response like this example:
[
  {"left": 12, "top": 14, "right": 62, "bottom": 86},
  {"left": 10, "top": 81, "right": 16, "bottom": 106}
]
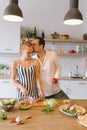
[{"left": 53, "top": 52, "right": 61, "bottom": 79}]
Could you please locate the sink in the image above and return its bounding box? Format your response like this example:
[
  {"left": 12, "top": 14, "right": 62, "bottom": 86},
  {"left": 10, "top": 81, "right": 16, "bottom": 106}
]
[{"left": 71, "top": 76, "right": 83, "bottom": 79}]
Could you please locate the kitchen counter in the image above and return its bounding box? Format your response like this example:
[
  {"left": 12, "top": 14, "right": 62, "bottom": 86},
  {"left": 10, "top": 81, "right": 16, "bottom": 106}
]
[
  {"left": 0, "top": 99, "right": 87, "bottom": 130},
  {"left": 0, "top": 75, "right": 87, "bottom": 81},
  {"left": 61, "top": 76, "right": 87, "bottom": 81}
]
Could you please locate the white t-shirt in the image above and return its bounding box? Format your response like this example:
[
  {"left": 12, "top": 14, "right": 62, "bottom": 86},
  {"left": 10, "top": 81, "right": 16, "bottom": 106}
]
[{"left": 33, "top": 51, "right": 61, "bottom": 96}]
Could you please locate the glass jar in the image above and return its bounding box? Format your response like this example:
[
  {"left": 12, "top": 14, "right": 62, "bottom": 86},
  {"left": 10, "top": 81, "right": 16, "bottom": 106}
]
[{"left": 79, "top": 45, "right": 86, "bottom": 54}]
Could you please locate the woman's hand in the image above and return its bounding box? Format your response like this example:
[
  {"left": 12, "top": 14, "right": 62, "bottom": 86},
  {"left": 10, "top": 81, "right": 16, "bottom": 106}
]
[
  {"left": 39, "top": 89, "right": 45, "bottom": 99},
  {"left": 21, "top": 87, "right": 28, "bottom": 96}
]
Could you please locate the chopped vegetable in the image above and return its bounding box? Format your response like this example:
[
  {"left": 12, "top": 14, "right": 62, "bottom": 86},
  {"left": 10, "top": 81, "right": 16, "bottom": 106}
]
[
  {"left": 25, "top": 116, "right": 32, "bottom": 120},
  {"left": 10, "top": 99, "right": 17, "bottom": 105},
  {"left": 1, "top": 99, "right": 16, "bottom": 106},
  {"left": 63, "top": 109, "right": 76, "bottom": 115},
  {"left": 19, "top": 101, "right": 31, "bottom": 110},
  {"left": 10, "top": 118, "right": 16, "bottom": 123},
  {"left": 47, "top": 99, "right": 58, "bottom": 108},
  {"left": 42, "top": 107, "right": 54, "bottom": 114},
  {"left": 17, "top": 121, "right": 24, "bottom": 125},
  {"left": 16, "top": 116, "right": 21, "bottom": 123},
  {"left": 63, "top": 103, "right": 76, "bottom": 115},
  {"left": 0, "top": 114, "right": 7, "bottom": 120}
]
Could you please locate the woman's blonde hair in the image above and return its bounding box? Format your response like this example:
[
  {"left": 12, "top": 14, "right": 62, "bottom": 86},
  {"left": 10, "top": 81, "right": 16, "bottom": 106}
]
[{"left": 20, "top": 41, "right": 33, "bottom": 52}]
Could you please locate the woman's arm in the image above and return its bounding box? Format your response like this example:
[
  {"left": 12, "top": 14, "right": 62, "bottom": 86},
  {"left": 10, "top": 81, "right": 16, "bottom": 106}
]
[
  {"left": 11, "top": 60, "right": 28, "bottom": 96},
  {"left": 35, "top": 60, "right": 45, "bottom": 99}
]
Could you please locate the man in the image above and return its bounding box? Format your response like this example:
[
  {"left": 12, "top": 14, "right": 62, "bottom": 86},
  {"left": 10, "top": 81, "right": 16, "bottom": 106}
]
[{"left": 32, "top": 37, "right": 69, "bottom": 99}]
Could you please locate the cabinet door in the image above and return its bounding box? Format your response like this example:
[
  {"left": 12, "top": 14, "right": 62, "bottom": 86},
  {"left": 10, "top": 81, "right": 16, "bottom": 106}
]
[
  {"left": 60, "top": 80, "right": 87, "bottom": 99},
  {"left": 60, "top": 81, "right": 70, "bottom": 96},
  {"left": 0, "top": 22, "right": 20, "bottom": 53},
  {"left": 68, "top": 81, "right": 87, "bottom": 99},
  {"left": 0, "top": 79, "right": 16, "bottom": 98}
]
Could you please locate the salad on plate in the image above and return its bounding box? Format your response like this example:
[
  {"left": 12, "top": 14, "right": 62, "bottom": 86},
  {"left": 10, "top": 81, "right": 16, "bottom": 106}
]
[{"left": 59, "top": 103, "right": 86, "bottom": 116}]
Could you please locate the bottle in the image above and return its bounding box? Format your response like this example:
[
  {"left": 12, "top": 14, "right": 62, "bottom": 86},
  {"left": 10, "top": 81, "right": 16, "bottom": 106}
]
[
  {"left": 68, "top": 72, "right": 72, "bottom": 78},
  {"left": 41, "top": 31, "right": 45, "bottom": 39},
  {"left": 75, "top": 65, "right": 79, "bottom": 76},
  {"left": 81, "top": 45, "right": 85, "bottom": 54},
  {"left": 76, "top": 45, "right": 80, "bottom": 53},
  {"left": 33, "top": 26, "right": 37, "bottom": 38}
]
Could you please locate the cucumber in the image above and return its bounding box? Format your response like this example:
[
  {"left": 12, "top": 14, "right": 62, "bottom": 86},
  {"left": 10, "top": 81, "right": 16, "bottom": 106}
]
[{"left": 0, "top": 114, "right": 7, "bottom": 120}]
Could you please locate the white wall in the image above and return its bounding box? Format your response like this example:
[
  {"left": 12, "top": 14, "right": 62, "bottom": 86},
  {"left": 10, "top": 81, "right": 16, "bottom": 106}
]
[{"left": 20, "top": 0, "right": 87, "bottom": 38}]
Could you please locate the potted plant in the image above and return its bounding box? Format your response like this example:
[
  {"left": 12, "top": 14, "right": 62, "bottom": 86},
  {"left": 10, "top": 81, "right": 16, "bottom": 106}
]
[{"left": 83, "top": 33, "right": 87, "bottom": 40}]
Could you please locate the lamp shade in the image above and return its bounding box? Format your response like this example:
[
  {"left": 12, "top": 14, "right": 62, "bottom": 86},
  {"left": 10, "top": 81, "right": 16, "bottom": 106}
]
[
  {"left": 3, "top": 0, "right": 23, "bottom": 22},
  {"left": 63, "top": 0, "right": 83, "bottom": 25}
]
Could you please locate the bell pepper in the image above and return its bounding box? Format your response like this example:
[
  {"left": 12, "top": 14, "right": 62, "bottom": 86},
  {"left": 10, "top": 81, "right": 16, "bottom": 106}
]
[{"left": 0, "top": 114, "right": 7, "bottom": 120}]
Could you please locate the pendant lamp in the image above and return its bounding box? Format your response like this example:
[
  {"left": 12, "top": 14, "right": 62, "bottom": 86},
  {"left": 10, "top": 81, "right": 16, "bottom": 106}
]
[
  {"left": 3, "top": 0, "right": 23, "bottom": 22},
  {"left": 63, "top": 0, "right": 83, "bottom": 25}
]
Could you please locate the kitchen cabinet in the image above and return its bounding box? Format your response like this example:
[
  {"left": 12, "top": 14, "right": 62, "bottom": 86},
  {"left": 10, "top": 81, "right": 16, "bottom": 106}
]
[
  {"left": 60, "top": 80, "right": 87, "bottom": 99},
  {"left": 0, "top": 79, "right": 17, "bottom": 98},
  {"left": 0, "top": 22, "right": 20, "bottom": 53}
]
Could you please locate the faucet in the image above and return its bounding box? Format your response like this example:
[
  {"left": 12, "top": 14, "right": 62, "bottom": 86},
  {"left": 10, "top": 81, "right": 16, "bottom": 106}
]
[{"left": 75, "top": 65, "right": 79, "bottom": 76}]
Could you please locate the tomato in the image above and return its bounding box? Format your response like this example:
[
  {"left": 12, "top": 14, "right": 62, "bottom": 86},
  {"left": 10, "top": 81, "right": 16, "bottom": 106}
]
[
  {"left": 35, "top": 100, "right": 42, "bottom": 104},
  {"left": 17, "top": 121, "right": 24, "bottom": 125},
  {"left": 21, "top": 101, "right": 30, "bottom": 105},
  {"left": 67, "top": 103, "right": 74, "bottom": 109},
  {"left": 10, "top": 118, "right": 16, "bottom": 123},
  {"left": 52, "top": 78, "right": 58, "bottom": 83}
]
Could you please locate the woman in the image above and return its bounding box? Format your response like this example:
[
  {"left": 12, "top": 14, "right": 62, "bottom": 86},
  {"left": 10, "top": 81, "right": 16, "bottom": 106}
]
[{"left": 11, "top": 41, "right": 44, "bottom": 99}]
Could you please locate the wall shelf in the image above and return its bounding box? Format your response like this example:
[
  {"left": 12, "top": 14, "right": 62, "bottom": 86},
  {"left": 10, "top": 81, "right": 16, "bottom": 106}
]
[
  {"left": 45, "top": 38, "right": 87, "bottom": 43},
  {"left": 58, "top": 53, "right": 87, "bottom": 56}
]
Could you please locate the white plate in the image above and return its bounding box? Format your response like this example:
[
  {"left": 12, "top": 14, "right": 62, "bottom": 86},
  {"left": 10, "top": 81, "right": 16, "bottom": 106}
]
[
  {"left": 78, "top": 114, "right": 87, "bottom": 127},
  {"left": 59, "top": 104, "right": 86, "bottom": 117}
]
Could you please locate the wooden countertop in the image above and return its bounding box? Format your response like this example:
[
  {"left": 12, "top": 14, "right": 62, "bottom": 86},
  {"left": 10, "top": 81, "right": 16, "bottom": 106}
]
[{"left": 0, "top": 99, "right": 87, "bottom": 130}]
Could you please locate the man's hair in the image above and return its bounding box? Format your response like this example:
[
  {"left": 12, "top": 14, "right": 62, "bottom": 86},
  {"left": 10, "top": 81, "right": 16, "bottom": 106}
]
[{"left": 34, "top": 37, "right": 45, "bottom": 48}]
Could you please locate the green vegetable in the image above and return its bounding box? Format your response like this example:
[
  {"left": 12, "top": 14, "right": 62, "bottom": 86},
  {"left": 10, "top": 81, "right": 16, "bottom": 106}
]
[
  {"left": 47, "top": 99, "right": 58, "bottom": 108},
  {"left": 1, "top": 99, "right": 16, "bottom": 106},
  {"left": 63, "top": 109, "right": 76, "bottom": 115},
  {"left": 10, "top": 99, "right": 16, "bottom": 105},
  {"left": 0, "top": 114, "right": 7, "bottom": 120},
  {"left": 0, "top": 64, "right": 6, "bottom": 70},
  {"left": 42, "top": 107, "right": 54, "bottom": 114}
]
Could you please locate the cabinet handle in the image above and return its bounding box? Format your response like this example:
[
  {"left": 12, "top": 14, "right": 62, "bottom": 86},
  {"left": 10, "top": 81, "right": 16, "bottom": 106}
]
[
  {"left": 78, "top": 83, "right": 86, "bottom": 85},
  {"left": 5, "top": 49, "right": 12, "bottom": 51},
  {"left": 67, "top": 88, "right": 71, "bottom": 95},
  {"left": 66, "top": 88, "right": 69, "bottom": 95},
  {"left": 2, "top": 81, "right": 10, "bottom": 83}
]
